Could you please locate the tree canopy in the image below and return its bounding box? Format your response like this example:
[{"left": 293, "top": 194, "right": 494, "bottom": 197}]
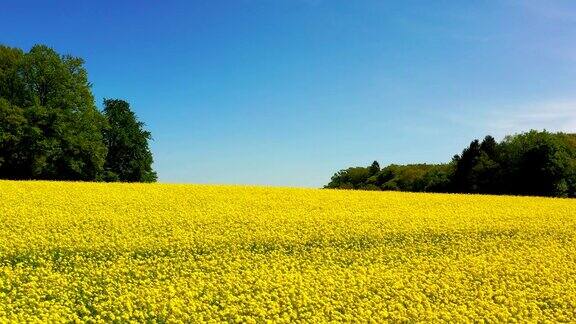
[
  {"left": 325, "top": 130, "right": 576, "bottom": 198},
  {"left": 0, "top": 44, "right": 156, "bottom": 182},
  {"left": 103, "top": 99, "right": 156, "bottom": 182}
]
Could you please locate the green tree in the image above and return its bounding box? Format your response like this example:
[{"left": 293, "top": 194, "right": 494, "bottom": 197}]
[
  {"left": 103, "top": 99, "right": 157, "bottom": 182},
  {"left": 324, "top": 166, "right": 370, "bottom": 189},
  {"left": 368, "top": 160, "right": 380, "bottom": 175},
  {"left": 451, "top": 139, "right": 481, "bottom": 192},
  {"left": 501, "top": 130, "right": 576, "bottom": 197},
  {"left": 0, "top": 98, "right": 27, "bottom": 177},
  {"left": 324, "top": 131, "right": 576, "bottom": 198},
  {"left": 0, "top": 44, "right": 107, "bottom": 180},
  {"left": 472, "top": 136, "right": 501, "bottom": 193}
]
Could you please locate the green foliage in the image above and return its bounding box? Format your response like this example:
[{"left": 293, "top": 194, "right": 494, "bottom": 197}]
[
  {"left": 0, "top": 99, "right": 27, "bottom": 176},
  {"left": 0, "top": 44, "right": 156, "bottom": 182},
  {"left": 325, "top": 166, "right": 371, "bottom": 189},
  {"left": 325, "top": 163, "right": 452, "bottom": 193},
  {"left": 368, "top": 160, "right": 380, "bottom": 175},
  {"left": 499, "top": 130, "right": 576, "bottom": 197},
  {"left": 451, "top": 136, "right": 501, "bottom": 193},
  {"left": 103, "top": 99, "right": 157, "bottom": 182},
  {"left": 359, "top": 183, "right": 380, "bottom": 191},
  {"left": 0, "top": 44, "right": 107, "bottom": 180},
  {"left": 325, "top": 131, "right": 576, "bottom": 198},
  {"left": 379, "top": 164, "right": 452, "bottom": 192}
]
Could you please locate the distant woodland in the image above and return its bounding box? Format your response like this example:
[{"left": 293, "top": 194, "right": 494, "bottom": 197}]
[
  {"left": 325, "top": 131, "right": 576, "bottom": 198},
  {"left": 0, "top": 44, "right": 156, "bottom": 182}
]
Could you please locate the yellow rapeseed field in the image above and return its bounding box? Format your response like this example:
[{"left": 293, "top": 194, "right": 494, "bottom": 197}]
[{"left": 0, "top": 180, "right": 575, "bottom": 322}]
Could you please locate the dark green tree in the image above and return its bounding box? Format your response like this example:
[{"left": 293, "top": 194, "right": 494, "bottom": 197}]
[
  {"left": 472, "top": 136, "right": 501, "bottom": 193},
  {"left": 324, "top": 166, "right": 370, "bottom": 189},
  {"left": 325, "top": 131, "right": 576, "bottom": 198},
  {"left": 368, "top": 160, "right": 380, "bottom": 175},
  {"left": 451, "top": 139, "right": 481, "bottom": 192},
  {"left": 500, "top": 130, "right": 576, "bottom": 197},
  {"left": 0, "top": 98, "right": 27, "bottom": 177},
  {"left": 0, "top": 44, "right": 107, "bottom": 180},
  {"left": 103, "top": 99, "right": 157, "bottom": 182}
]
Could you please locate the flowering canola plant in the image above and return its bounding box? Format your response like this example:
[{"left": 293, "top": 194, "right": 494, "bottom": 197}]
[{"left": 0, "top": 180, "right": 575, "bottom": 322}]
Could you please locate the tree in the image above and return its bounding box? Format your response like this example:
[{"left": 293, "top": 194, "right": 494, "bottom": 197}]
[
  {"left": 0, "top": 44, "right": 107, "bottom": 180},
  {"left": 324, "top": 131, "right": 576, "bottom": 198},
  {"left": 500, "top": 130, "right": 576, "bottom": 197},
  {"left": 0, "top": 98, "right": 27, "bottom": 177},
  {"left": 451, "top": 139, "right": 481, "bottom": 192},
  {"left": 471, "top": 136, "right": 501, "bottom": 194},
  {"left": 103, "top": 99, "right": 157, "bottom": 182},
  {"left": 368, "top": 160, "right": 380, "bottom": 175},
  {"left": 324, "top": 166, "right": 370, "bottom": 189}
]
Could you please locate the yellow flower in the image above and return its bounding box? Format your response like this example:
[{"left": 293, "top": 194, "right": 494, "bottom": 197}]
[{"left": 0, "top": 180, "right": 575, "bottom": 322}]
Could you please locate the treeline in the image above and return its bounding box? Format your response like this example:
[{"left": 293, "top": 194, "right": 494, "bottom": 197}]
[
  {"left": 325, "top": 131, "right": 576, "bottom": 198},
  {"left": 0, "top": 44, "right": 156, "bottom": 182}
]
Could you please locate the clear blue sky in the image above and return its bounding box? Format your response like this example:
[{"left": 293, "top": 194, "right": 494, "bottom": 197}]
[{"left": 2, "top": 1, "right": 576, "bottom": 187}]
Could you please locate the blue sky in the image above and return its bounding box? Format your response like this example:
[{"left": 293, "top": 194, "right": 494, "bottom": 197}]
[{"left": 2, "top": 1, "right": 576, "bottom": 187}]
